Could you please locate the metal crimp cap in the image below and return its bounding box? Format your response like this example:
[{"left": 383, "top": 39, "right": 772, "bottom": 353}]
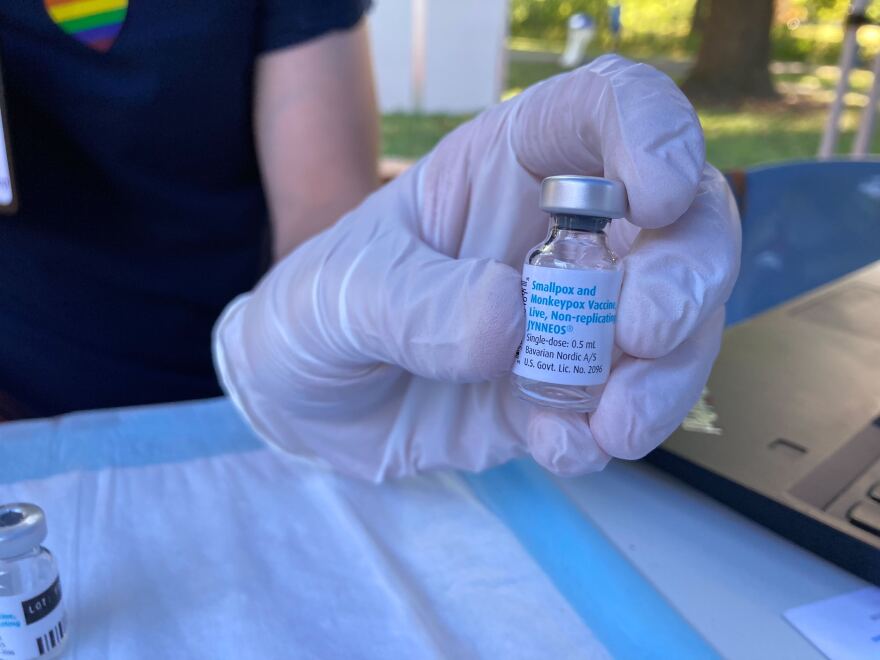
[
  {"left": 540, "top": 175, "right": 628, "bottom": 218},
  {"left": 0, "top": 503, "right": 48, "bottom": 560}
]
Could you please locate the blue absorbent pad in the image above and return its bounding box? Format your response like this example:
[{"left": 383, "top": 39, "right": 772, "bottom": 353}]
[{"left": 0, "top": 398, "right": 712, "bottom": 658}]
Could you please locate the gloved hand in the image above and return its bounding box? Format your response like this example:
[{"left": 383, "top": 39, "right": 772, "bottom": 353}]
[{"left": 213, "top": 55, "right": 741, "bottom": 482}]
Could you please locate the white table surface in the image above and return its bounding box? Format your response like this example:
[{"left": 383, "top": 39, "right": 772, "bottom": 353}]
[{"left": 558, "top": 461, "right": 867, "bottom": 659}]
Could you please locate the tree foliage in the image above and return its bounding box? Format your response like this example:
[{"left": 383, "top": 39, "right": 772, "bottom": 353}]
[
  {"left": 511, "top": 0, "right": 706, "bottom": 44},
  {"left": 510, "top": 0, "right": 878, "bottom": 64},
  {"left": 510, "top": 0, "right": 611, "bottom": 42}
]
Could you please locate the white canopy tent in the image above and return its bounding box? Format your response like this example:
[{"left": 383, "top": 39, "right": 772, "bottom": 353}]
[{"left": 368, "top": 0, "right": 509, "bottom": 114}]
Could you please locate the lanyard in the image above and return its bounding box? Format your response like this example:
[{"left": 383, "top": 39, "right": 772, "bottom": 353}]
[{"left": 0, "top": 41, "right": 17, "bottom": 214}]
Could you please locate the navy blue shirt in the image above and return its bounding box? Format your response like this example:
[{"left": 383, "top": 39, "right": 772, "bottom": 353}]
[{"left": 0, "top": 1, "right": 369, "bottom": 418}]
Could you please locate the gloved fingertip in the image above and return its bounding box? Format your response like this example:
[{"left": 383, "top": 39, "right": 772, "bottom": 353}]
[
  {"left": 606, "top": 69, "right": 706, "bottom": 230},
  {"left": 592, "top": 311, "right": 725, "bottom": 461},
  {"left": 625, "top": 164, "right": 702, "bottom": 230},
  {"left": 615, "top": 271, "right": 704, "bottom": 359},
  {"left": 614, "top": 165, "right": 740, "bottom": 359},
  {"left": 527, "top": 411, "right": 611, "bottom": 477}
]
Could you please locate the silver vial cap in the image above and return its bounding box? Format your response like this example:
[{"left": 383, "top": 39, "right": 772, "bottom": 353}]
[
  {"left": 540, "top": 175, "right": 627, "bottom": 218},
  {"left": 0, "top": 504, "right": 47, "bottom": 560}
]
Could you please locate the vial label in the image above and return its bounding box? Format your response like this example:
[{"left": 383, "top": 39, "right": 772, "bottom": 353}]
[
  {"left": 513, "top": 264, "right": 623, "bottom": 386},
  {"left": 0, "top": 576, "right": 66, "bottom": 658}
]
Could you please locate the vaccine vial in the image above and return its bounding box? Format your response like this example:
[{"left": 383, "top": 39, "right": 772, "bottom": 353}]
[
  {"left": 512, "top": 175, "right": 626, "bottom": 413},
  {"left": 0, "top": 504, "right": 68, "bottom": 659}
]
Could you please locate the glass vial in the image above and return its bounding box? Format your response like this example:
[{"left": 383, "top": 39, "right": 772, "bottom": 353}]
[
  {"left": 512, "top": 175, "right": 626, "bottom": 413},
  {"left": 0, "top": 504, "right": 68, "bottom": 659}
]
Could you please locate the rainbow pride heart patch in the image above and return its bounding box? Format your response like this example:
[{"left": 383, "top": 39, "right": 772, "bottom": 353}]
[{"left": 44, "top": 0, "right": 128, "bottom": 52}]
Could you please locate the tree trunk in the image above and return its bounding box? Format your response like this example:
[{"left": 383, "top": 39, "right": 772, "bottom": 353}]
[
  {"left": 689, "top": 0, "right": 709, "bottom": 41},
  {"left": 681, "top": 0, "right": 777, "bottom": 102}
]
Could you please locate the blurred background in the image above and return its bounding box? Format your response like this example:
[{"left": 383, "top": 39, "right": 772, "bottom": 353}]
[{"left": 371, "top": 0, "right": 880, "bottom": 169}]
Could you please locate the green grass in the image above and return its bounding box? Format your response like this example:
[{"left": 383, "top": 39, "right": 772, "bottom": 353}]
[
  {"left": 699, "top": 107, "right": 878, "bottom": 170},
  {"left": 380, "top": 58, "right": 880, "bottom": 170},
  {"left": 381, "top": 113, "right": 471, "bottom": 159},
  {"left": 504, "top": 58, "right": 582, "bottom": 97}
]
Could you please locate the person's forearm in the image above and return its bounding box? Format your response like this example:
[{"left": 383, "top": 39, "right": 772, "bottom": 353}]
[{"left": 254, "top": 20, "right": 379, "bottom": 261}]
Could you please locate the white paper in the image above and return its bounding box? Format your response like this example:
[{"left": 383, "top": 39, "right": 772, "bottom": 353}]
[
  {"left": 784, "top": 587, "right": 880, "bottom": 660},
  {"left": 0, "top": 449, "right": 610, "bottom": 659}
]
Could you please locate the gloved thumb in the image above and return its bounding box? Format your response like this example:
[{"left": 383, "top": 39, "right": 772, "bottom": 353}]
[
  {"left": 252, "top": 161, "right": 525, "bottom": 385},
  {"left": 222, "top": 162, "right": 525, "bottom": 401},
  {"left": 336, "top": 226, "right": 525, "bottom": 382}
]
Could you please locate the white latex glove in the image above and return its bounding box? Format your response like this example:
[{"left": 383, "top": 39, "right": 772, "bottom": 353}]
[{"left": 214, "top": 55, "right": 741, "bottom": 482}]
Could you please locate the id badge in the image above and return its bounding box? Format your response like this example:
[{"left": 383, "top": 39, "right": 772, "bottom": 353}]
[{"left": 0, "top": 48, "right": 17, "bottom": 214}]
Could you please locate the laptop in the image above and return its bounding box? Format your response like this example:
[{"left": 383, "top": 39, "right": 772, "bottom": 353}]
[{"left": 648, "top": 260, "right": 880, "bottom": 584}]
